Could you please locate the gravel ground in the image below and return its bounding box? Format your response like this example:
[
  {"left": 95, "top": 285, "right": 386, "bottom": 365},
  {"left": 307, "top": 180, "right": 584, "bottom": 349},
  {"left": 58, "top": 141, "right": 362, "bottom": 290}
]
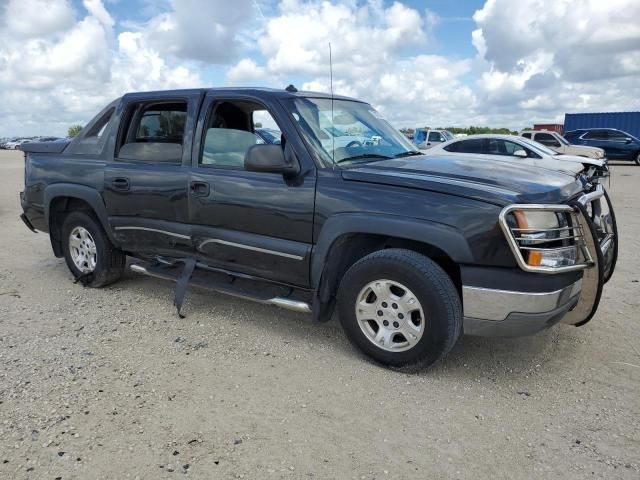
[{"left": 0, "top": 149, "right": 639, "bottom": 479}]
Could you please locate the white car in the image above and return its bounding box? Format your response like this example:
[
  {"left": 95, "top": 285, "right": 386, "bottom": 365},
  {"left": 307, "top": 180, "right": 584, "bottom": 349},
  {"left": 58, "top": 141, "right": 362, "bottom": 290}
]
[
  {"left": 425, "top": 134, "right": 606, "bottom": 177},
  {"left": 4, "top": 139, "right": 31, "bottom": 150}
]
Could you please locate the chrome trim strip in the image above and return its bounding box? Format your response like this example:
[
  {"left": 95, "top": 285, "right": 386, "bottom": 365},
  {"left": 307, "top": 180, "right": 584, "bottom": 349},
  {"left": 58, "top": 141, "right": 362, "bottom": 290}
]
[
  {"left": 199, "top": 238, "right": 304, "bottom": 261},
  {"left": 114, "top": 226, "right": 190, "bottom": 240},
  {"left": 462, "top": 279, "right": 582, "bottom": 321}
]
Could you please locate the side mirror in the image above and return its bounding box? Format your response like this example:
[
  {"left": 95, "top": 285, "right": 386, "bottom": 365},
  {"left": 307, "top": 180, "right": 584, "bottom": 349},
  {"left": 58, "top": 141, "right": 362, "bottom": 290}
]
[
  {"left": 624, "top": 137, "right": 632, "bottom": 143},
  {"left": 513, "top": 149, "right": 528, "bottom": 158},
  {"left": 245, "top": 144, "right": 300, "bottom": 175}
]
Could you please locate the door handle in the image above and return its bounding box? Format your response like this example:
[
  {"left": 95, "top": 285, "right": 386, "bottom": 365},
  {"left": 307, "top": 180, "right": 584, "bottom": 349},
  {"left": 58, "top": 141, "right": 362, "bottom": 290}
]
[
  {"left": 112, "top": 177, "right": 130, "bottom": 191},
  {"left": 190, "top": 181, "right": 210, "bottom": 197}
]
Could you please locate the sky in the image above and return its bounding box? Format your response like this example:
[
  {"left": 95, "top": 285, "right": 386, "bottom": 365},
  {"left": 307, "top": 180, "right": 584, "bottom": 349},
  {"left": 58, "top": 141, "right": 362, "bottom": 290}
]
[{"left": 1, "top": 0, "right": 639, "bottom": 137}]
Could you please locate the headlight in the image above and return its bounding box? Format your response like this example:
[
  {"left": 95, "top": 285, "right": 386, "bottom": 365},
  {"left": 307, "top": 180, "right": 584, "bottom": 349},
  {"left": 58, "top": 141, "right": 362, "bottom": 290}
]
[
  {"left": 512, "top": 210, "right": 576, "bottom": 268},
  {"left": 499, "top": 205, "right": 594, "bottom": 273}
]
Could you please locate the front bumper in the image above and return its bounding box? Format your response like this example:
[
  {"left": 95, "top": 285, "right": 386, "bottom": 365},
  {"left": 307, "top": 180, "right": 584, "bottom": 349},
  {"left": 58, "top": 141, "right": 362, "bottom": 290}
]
[
  {"left": 463, "top": 184, "right": 616, "bottom": 337},
  {"left": 462, "top": 280, "right": 581, "bottom": 337}
]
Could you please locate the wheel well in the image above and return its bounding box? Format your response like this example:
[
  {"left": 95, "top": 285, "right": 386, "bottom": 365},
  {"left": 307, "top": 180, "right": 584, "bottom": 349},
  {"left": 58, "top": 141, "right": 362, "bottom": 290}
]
[
  {"left": 48, "top": 197, "right": 96, "bottom": 257},
  {"left": 313, "top": 233, "right": 461, "bottom": 322}
]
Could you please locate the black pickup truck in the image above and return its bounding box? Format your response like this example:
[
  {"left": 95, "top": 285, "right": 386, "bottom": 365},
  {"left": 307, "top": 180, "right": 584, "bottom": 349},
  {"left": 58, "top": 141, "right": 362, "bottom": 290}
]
[{"left": 20, "top": 87, "right": 617, "bottom": 368}]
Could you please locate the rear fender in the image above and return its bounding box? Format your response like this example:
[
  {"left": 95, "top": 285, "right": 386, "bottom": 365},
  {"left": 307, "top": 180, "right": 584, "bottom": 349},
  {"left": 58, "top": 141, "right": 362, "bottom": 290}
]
[{"left": 44, "top": 184, "right": 118, "bottom": 246}]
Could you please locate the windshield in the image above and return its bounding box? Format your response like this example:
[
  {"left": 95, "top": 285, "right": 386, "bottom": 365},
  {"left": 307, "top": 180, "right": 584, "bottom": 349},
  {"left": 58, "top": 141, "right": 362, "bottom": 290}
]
[
  {"left": 518, "top": 136, "right": 558, "bottom": 156},
  {"left": 284, "top": 98, "right": 417, "bottom": 164},
  {"left": 442, "top": 131, "right": 455, "bottom": 141}
]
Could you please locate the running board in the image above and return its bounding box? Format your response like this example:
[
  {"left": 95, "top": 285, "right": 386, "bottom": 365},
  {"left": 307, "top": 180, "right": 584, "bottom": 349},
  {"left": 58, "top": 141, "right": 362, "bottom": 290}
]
[{"left": 129, "top": 263, "right": 311, "bottom": 314}]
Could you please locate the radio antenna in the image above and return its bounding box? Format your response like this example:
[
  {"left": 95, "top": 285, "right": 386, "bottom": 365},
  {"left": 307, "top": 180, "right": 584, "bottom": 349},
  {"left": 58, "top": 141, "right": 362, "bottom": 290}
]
[{"left": 329, "top": 42, "right": 335, "bottom": 160}]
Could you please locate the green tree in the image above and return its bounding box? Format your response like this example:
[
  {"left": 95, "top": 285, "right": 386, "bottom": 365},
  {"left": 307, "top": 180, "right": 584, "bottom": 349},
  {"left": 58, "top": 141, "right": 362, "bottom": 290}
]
[{"left": 68, "top": 124, "right": 83, "bottom": 137}]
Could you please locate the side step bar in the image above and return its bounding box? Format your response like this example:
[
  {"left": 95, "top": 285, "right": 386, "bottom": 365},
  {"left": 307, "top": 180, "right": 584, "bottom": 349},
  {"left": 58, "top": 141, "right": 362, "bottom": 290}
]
[{"left": 130, "top": 263, "right": 311, "bottom": 314}]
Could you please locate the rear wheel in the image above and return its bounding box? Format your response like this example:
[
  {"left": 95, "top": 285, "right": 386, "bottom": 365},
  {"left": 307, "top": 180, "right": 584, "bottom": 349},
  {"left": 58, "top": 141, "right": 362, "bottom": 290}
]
[
  {"left": 61, "top": 211, "right": 125, "bottom": 287},
  {"left": 634, "top": 152, "right": 640, "bottom": 166},
  {"left": 337, "top": 249, "right": 462, "bottom": 368}
]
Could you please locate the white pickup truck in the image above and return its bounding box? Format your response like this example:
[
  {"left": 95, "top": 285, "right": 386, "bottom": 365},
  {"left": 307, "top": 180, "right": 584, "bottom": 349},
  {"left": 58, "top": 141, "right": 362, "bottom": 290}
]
[{"left": 520, "top": 130, "right": 605, "bottom": 160}]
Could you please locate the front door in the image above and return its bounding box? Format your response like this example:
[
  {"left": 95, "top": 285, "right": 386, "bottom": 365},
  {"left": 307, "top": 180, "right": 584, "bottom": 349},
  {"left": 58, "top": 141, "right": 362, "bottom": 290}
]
[
  {"left": 103, "top": 92, "right": 201, "bottom": 256},
  {"left": 188, "top": 93, "right": 316, "bottom": 287}
]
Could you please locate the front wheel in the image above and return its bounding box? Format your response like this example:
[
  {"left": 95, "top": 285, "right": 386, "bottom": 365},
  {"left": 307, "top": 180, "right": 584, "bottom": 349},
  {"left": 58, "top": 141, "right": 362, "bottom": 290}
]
[
  {"left": 634, "top": 152, "right": 640, "bottom": 166},
  {"left": 61, "top": 211, "right": 125, "bottom": 287},
  {"left": 337, "top": 249, "right": 462, "bottom": 368}
]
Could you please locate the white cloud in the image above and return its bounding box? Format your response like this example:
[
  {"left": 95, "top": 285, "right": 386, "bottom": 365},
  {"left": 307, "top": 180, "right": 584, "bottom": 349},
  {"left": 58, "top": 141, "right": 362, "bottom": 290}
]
[
  {"left": 2, "top": 0, "right": 640, "bottom": 136},
  {"left": 472, "top": 0, "right": 640, "bottom": 122},
  {"left": 0, "top": 0, "right": 203, "bottom": 136},
  {"left": 144, "top": 0, "right": 256, "bottom": 64},
  {"left": 227, "top": 1, "right": 475, "bottom": 127},
  {"left": 3, "top": 0, "right": 76, "bottom": 38},
  {"left": 257, "top": 0, "right": 427, "bottom": 77}
]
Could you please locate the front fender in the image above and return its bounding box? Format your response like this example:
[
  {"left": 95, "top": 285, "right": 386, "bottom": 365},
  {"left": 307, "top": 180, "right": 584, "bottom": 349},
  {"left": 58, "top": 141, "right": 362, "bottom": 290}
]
[{"left": 311, "top": 212, "right": 473, "bottom": 289}]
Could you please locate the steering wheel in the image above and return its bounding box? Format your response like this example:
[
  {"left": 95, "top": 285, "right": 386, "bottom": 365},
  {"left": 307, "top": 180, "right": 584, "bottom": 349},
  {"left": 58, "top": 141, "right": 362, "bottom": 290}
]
[{"left": 346, "top": 140, "right": 362, "bottom": 148}]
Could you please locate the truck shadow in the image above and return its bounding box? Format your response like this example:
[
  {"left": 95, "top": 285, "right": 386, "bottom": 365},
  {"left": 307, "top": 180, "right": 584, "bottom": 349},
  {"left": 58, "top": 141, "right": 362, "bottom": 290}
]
[{"left": 48, "top": 262, "right": 581, "bottom": 379}]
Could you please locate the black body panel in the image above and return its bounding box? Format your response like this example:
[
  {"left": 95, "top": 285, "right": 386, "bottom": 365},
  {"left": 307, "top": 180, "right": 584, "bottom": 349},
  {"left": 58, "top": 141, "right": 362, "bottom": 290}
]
[{"left": 19, "top": 87, "right": 596, "bottom": 302}]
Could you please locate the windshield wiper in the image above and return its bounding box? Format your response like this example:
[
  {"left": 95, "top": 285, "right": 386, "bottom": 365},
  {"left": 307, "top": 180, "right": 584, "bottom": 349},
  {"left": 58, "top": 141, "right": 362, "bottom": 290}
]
[
  {"left": 393, "top": 150, "right": 423, "bottom": 158},
  {"left": 335, "top": 154, "right": 392, "bottom": 164}
]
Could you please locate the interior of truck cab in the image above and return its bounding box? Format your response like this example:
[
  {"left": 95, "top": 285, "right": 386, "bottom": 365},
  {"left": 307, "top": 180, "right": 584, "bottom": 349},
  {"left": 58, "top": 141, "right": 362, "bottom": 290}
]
[
  {"left": 117, "top": 101, "right": 187, "bottom": 163},
  {"left": 200, "top": 100, "right": 281, "bottom": 169}
]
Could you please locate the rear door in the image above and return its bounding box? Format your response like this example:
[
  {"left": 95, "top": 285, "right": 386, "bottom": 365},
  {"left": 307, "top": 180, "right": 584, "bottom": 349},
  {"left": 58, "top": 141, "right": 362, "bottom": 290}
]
[
  {"left": 606, "top": 129, "right": 636, "bottom": 159},
  {"left": 581, "top": 130, "right": 617, "bottom": 157},
  {"left": 187, "top": 93, "right": 316, "bottom": 286},
  {"left": 103, "top": 92, "right": 201, "bottom": 255}
]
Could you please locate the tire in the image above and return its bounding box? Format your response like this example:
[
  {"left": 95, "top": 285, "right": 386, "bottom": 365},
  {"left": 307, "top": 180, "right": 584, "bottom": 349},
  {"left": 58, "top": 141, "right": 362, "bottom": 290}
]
[
  {"left": 634, "top": 151, "right": 640, "bottom": 166},
  {"left": 61, "top": 211, "right": 125, "bottom": 287},
  {"left": 337, "top": 248, "right": 462, "bottom": 369}
]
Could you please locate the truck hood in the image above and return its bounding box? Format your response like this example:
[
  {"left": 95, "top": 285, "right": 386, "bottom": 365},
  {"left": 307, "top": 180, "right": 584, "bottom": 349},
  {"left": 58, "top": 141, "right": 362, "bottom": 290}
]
[
  {"left": 563, "top": 144, "right": 605, "bottom": 159},
  {"left": 341, "top": 154, "right": 586, "bottom": 206}
]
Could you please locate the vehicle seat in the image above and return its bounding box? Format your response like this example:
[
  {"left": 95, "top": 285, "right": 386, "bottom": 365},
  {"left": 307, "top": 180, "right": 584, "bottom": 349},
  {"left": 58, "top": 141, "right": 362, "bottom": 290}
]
[{"left": 202, "top": 128, "right": 261, "bottom": 167}]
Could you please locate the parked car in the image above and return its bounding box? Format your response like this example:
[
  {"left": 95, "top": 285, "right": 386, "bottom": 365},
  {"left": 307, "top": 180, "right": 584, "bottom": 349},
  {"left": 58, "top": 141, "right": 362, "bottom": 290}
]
[
  {"left": 520, "top": 130, "right": 605, "bottom": 160},
  {"left": 19, "top": 87, "right": 617, "bottom": 369},
  {"left": 426, "top": 134, "right": 608, "bottom": 180},
  {"left": 4, "top": 138, "right": 31, "bottom": 149},
  {"left": 564, "top": 128, "right": 640, "bottom": 165},
  {"left": 412, "top": 128, "right": 454, "bottom": 149}
]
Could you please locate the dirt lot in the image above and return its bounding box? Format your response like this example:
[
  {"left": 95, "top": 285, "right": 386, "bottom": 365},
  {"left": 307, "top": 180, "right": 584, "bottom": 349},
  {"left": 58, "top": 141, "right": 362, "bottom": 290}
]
[{"left": 0, "top": 149, "right": 638, "bottom": 479}]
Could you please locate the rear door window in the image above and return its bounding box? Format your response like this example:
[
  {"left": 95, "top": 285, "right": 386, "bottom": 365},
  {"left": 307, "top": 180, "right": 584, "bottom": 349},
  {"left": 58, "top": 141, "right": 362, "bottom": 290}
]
[
  {"left": 117, "top": 101, "right": 187, "bottom": 163},
  {"left": 448, "top": 138, "right": 484, "bottom": 154},
  {"left": 584, "top": 130, "right": 608, "bottom": 140}
]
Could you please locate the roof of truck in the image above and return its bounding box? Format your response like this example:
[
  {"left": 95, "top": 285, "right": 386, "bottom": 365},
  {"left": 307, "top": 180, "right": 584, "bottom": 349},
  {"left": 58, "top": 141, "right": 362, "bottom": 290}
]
[{"left": 122, "top": 87, "right": 363, "bottom": 103}]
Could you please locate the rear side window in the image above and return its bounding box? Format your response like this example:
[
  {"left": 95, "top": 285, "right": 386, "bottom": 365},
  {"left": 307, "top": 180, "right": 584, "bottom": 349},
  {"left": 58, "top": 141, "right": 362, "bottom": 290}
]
[
  {"left": 607, "top": 130, "right": 627, "bottom": 140},
  {"left": 65, "top": 105, "right": 115, "bottom": 155},
  {"left": 522, "top": 132, "right": 532, "bottom": 139},
  {"left": 448, "top": 138, "right": 484, "bottom": 154},
  {"left": 117, "top": 101, "right": 187, "bottom": 163},
  {"left": 584, "top": 130, "right": 608, "bottom": 140}
]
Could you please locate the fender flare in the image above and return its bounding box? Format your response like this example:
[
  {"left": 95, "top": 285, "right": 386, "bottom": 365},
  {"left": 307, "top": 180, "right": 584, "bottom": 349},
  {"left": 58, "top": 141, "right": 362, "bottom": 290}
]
[
  {"left": 310, "top": 213, "right": 473, "bottom": 323},
  {"left": 312, "top": 213, "right": 473, "bottom": 288},
  {"left": 44, "top": 183, "right": 118, "bottom": 245}
]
